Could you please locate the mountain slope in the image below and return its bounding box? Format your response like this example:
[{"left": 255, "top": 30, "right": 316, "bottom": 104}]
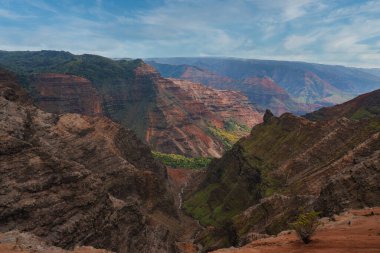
[
  {"left": 148, "top": 57, "right": 380, "bottom": 110},
  {"left": 0, "top": 68, "right": 180, "bottom": 253},
  {"left": 304, "top": 89, "right": 380, "bottom": 121},
  {"left": 183, "top": 90, "right": 380, "bottom": 250},
  {"left": 0, "top": 51, "right": 262, "bottom": 157}
]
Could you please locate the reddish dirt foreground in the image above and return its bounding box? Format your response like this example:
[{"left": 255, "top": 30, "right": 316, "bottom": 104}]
[
  {"left": 0, "top": 230, "right": 113, "bottom": 253},
  {"left": 213, "top": 207, "right": 380, "bottom": 253},
  {"left": 0, "top": 245, "right": 111, "bottom": 253}
]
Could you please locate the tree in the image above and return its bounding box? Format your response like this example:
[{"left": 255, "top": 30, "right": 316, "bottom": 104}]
[{"left": 291, "top": 211, "right": 320, "bottom": 244}]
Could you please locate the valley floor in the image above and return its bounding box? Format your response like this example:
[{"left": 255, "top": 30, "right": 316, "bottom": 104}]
[{"left": 212, "top": 207, "right": 380, "bottom": 253}]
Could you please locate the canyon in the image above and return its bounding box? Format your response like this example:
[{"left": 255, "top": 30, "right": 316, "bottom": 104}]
[
  {"left": 148, "top": 58, "right": 380, "bottom": 115},
  {"left": 0, "top": 68, "right": 200, "bottom": 253},
  {"left": 0, "top": 51, "right": 380, "bottom": 253},
  {"left": 183, "top": 89, "right": 380, "bottom": 251},
  {"left": 0, "top": 51, "right": 262, "bottom": 158},
  {"left": 148, "top": 78, "right": 262, "bottom": 157}
]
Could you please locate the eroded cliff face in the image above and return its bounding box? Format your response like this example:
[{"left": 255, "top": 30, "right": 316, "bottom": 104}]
[
  {"left": 2, "top": 55, "right": 262, "bottom": 158},
  {"left": 147, "top": 78, "right": 263, "bottom": 157},
  {"left": 0, "top": 69, "right": 179, "bottom": 253},
  {"left": 183, "top": 90, "right": 380, "bottom": 250},
  {"left": 29, "top": 73, "right": 102, "bottom": 116}
]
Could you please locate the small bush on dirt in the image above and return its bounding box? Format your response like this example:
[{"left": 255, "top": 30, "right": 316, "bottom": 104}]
[{"left": 291, "top": 211, "right": 321, "bottom": 244}]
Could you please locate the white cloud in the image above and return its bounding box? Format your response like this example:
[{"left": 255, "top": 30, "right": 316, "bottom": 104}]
[
  {"left": 283, "top": 34, "right": 318, "bottom": 50},
  {"left": 0, "top": 0, "right": 379, "bottom": 67}
]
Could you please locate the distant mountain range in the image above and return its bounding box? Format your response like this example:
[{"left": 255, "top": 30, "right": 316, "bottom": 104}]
[{"left": 147, "top": 57, "right": 380, "bottom": 115}]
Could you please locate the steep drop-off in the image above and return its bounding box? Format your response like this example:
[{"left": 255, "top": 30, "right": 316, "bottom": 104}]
[
  {"left": 0, "top": 68, "right": 184, "bottom": 253},
  {"left": 183, "top": 90, "right": 380, "bottom": 250},
  {"left": 28, "top": 73, "right": 102, "bottom": 116},
  {"left": 148, "top": 78, "right": 262, "bottom": 157},
  {"left": 0, "top": 51, "right": 262, "bottom": 157}
]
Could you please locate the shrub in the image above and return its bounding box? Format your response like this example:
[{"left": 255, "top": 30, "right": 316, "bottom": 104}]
[
  {"left": 152, "top": 151, "right": 212, "bottom": 169},
  {"left": 291, "top": 211, "right": 321, "bottom": 244}
]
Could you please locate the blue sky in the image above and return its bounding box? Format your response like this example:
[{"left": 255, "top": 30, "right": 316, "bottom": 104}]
[{"left": 0, "top": 0, "right": 379, "bottom": 67}]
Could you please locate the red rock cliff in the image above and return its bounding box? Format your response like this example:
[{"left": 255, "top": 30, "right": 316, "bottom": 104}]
[
  {"left": 146, "top": 78, "right": 263, "bottom": 157},
  {"left": 30, "top": 73, "right": 102, "bottom": 115}
]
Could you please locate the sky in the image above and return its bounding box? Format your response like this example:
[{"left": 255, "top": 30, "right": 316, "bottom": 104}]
[{"left": 0, "top": 0, "right": 379, "bottom": 67}]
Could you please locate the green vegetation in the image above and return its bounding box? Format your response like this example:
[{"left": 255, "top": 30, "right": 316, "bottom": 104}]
[
  {"left": 183, "top": 183, "right": 221, "bottom": 224},
  {"left": 0, "top": 51, "right": 144, "bottom": 97},
  {"left": 206, "top": 120, "right": 250, "bottom": 150},
  {"left": 152, "top": 151, "right": 212, "bottom": 169},
  {"left": 224, "top": 119, "right": 250, "bottom": 132},
  {"left": 184, "top": 114, "right": 380, "bottom": 242},
  {"left": 350, "top": 106, "right": 380, "bottom": 120},
  {"left": 290, "top": 211, "right": 321, "bottom": 244},
  {"left": 207, "top": 120, "right": 250, "bottom": 150},
  {"left": 207, "top": 126, "right": 240, "bottom": 149}
]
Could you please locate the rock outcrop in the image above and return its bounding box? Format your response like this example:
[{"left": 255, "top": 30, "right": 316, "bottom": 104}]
[
  {"left": 315, "top": 147, "right": 380, "bottom": 216},
  {"left": 0, "top": 68, "right": 180, "bottom": 253}
]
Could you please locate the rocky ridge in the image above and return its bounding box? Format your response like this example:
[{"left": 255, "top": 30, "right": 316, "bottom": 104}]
[
  {"left": 305, "top": 89, "right": 380, "bottom": 121},
  {"left": 183, "top": 90, "right": 380, "bottom": 250}
]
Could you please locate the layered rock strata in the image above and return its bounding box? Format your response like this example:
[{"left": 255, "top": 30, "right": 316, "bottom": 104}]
[{"left": 0, "top": 68, "right": 179, "bottom": 253}]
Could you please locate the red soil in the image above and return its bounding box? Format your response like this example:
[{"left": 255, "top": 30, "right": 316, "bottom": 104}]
[{"left": 213, "top": 207, "right": 380, "bottom": 253}]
